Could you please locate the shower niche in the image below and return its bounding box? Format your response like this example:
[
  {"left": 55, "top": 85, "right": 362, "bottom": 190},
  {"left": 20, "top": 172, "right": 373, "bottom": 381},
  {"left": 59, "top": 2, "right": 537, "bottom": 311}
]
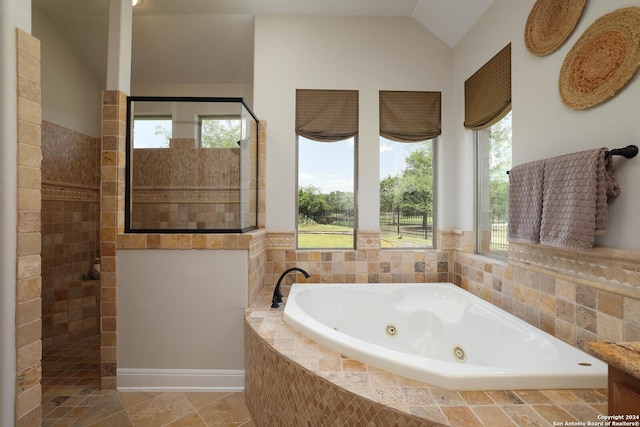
[{"left": 125, "top": 97, "right": 259, "bottom": 233}]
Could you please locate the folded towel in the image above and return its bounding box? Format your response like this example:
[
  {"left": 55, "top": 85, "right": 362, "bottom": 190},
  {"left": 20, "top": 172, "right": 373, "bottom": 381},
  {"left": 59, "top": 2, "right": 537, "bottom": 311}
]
[
  {"left": 595, "top": 149, "right": 621, "bottom": 234},
  {"left": 539, "top": 148, "right": 620, "bottom": 250},
  {"left": 508, "top": 159, "right": 545, "bottom": 244}
]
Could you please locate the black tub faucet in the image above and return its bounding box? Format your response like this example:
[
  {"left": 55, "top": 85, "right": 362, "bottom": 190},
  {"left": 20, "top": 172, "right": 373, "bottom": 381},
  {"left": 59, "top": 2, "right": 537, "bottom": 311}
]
[{"left": 271, "top": 267, "right": 310, "bottom": 308}]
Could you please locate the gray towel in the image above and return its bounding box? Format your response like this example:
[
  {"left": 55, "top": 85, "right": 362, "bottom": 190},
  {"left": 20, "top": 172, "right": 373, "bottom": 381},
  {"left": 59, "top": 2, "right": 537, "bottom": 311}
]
[
  {"left": 508, "top": 159, "right": 545, "bottom": 244},
  {"left": 539, "top": 148, "right": 620, "bottom": 250}
]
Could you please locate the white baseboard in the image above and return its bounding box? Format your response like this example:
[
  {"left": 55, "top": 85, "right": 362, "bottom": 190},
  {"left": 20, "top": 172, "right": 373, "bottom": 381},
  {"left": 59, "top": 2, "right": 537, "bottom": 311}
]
[{"left": 117, "top": 368, "right": 244, "bottom": 392}]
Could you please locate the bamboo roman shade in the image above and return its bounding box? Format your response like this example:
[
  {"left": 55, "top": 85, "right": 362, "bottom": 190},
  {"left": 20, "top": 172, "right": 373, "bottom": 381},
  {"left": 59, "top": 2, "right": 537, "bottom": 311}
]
[
  {"left": 464, "top": 43, "right": 512, "bottom": 130},
  {"left": 295, "top": 89, "right": 359, "bottom": 142},
  {"left": 379, "top": 91, "right": 441, "bottom": 142}
]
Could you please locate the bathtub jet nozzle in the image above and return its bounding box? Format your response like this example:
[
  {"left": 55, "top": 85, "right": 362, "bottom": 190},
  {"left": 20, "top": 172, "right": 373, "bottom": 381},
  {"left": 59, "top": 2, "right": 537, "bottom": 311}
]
[{"left": 271, "top": 267, "right": 311, "bottom": 308}]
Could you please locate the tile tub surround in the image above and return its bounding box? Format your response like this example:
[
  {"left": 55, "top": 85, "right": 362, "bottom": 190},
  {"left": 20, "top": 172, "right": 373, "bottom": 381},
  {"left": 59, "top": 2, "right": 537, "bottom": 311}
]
[
  {"left": 245, "top": 288, "right": 608, "bottom": 427},
  {"left": 265, "top": 229, "right": 451, "bottom": 288},
  {"left": 454, "top": 243, "right": 640, "bottom": 351},
  {"left": 265, "top": 230, "right": 640, "bottom": 354}
]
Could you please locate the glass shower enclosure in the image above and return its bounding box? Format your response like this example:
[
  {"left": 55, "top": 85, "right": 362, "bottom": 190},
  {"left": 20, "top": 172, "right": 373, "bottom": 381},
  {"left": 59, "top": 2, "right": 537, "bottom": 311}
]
[{"left": 125, "top": 97, "right": 259, "bottom": 233}]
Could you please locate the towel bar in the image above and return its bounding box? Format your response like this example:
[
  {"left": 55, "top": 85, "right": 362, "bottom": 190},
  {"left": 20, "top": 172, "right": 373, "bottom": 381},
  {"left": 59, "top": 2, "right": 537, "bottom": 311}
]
[
  {"left": 507, "top": 145, "right": 638, "bottom": 174},
  {"left": 606, "top": 145, "right": 638, "bottom": 158}
]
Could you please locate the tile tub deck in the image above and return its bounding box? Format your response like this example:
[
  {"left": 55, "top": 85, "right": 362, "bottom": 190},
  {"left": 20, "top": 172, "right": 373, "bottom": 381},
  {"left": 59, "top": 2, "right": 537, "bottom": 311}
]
[{"left": 245, "top": 286, "right": 608, "bottom": 427}]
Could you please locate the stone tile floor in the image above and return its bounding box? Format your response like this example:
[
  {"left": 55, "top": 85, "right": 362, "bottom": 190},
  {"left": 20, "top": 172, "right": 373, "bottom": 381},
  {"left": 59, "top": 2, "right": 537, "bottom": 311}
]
[{"left": 42, "top": 335, "right": 253, "bottom": 426}]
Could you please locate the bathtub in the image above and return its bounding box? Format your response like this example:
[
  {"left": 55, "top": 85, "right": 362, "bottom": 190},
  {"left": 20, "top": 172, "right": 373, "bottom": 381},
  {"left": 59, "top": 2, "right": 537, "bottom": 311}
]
[{"left": 283, "top": 282, "right": 607, "bottom": 391}]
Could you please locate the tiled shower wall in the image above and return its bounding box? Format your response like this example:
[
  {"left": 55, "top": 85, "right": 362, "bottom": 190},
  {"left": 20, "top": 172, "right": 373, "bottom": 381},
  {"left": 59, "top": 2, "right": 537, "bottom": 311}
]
[
  {"left": 41, "top": 120, "right": 100, "bottom": 348},
  {"left": 130, "top": 139, "right": 242, "bottom": 230}
]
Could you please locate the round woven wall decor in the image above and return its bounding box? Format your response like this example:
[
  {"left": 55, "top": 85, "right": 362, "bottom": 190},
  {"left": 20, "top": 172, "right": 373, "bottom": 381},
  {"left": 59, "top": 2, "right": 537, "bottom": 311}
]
[
  {"left": 525, "top": 0, "right": 587, "bottom": 56},
  {"left": 559, "top": 7, "right": 640, "bottom": 110}
]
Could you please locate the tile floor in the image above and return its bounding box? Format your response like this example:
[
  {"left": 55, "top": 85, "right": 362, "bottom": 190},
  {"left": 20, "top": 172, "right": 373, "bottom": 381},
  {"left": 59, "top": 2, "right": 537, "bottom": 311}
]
[{"left": 42, "top": 335, "right": 254, "bottom": 426}]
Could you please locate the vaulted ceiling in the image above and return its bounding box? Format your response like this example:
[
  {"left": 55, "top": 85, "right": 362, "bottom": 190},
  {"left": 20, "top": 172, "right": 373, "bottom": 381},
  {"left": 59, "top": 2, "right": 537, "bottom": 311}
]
[{"left": 32, "top": 0, "right": 495, "bottom": 86}]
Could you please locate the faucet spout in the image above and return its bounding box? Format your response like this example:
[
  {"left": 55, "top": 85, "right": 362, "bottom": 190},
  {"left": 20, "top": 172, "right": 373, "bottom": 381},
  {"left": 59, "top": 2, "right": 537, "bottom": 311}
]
[{"left": 271, "top": 267, "right": 310, "bottom": 308}]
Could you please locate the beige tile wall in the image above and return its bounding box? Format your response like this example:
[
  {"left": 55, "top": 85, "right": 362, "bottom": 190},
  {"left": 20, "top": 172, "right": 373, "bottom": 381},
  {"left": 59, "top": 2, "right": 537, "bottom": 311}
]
[
  {"left": 265, "top": 230, "right": 450, "bottom": 288},
  {"left": 41, "top": 278, "right": 100, "bottom": 348},
  {"left": 41, "top": 120, "right": 101, "bottom": 348},
  {"left": 130, "top": 139, "right": 243, "bottom": 230},
  {"left": 244, "top": 318, "right": 433, "bottom": 426},
  {"left": 453, "top": 238, "right": 640, "bottom": 352},
  {"left": 15, "top": 28, "right": 43, "bottom": 427},
  {"left": 41, "top": 120, "right": 100, "bottom": 187},
  {"left": 100, "top": 90, "right": 127, "bottom": 390}
]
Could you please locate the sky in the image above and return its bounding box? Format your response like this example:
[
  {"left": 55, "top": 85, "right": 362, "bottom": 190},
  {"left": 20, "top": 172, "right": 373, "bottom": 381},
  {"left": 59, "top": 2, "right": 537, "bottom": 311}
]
[
  {"left": 133, "top": 119, "right": 171, "bottom": 148},
  {"left": 298, "top": 136, "right": 423, "bottom": 193}
]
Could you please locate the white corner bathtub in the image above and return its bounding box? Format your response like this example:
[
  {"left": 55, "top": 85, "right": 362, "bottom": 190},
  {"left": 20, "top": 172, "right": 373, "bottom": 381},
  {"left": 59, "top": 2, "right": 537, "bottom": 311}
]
[{"left": 283, "top": 282, "right": 607, "bottom": 391}]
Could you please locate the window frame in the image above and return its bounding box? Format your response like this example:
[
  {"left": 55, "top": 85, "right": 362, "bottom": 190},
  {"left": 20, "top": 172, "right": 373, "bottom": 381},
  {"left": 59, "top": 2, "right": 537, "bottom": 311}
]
[
  {"left": 379, "top": 136, "right": 437, "bottom": 250},
  {"left": 199, "top": 114, "right": 243, "bottom": 149},
  {"left": 474, "top": 112, "right": 512, "bottom": 260},
  {"left": 124, "top": 96, "right": 260, "bottom": 234},
  {"left": 132, "top": 115, "right": 173, "bottom": 149},
  {"left": 295, "top": 134, "right": 357, "bottom": 250}
]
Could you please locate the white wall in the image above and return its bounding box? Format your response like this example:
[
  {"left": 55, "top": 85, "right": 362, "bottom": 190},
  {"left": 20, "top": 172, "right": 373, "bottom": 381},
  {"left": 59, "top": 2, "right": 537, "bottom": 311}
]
[
  {"left": 453, "top": 0, "right": 640, "bottom": 249},
  {"left": 131, "top": 83, "right": 255, "bottom": 110},
  {"left": 253, "top": 15, "right": 453, "bottom": 231},
  {"left": 117, "top": 250, "right": 247, "bottom": 388},
  {"left": 32, "top": 7, "right": 102, "bottom": 138}
]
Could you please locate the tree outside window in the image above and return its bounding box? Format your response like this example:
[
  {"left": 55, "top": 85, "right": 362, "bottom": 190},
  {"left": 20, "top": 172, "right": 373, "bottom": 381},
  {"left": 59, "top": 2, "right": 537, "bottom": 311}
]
[
  {"left": 200, "top": 117, "right": 241, "bottom": 148},
  {"left": 297, "top": 136, "right": 355, "bottom": 249},
  {"left": 379, "top": 138, "right": 434, "bottom": 248},
  {"left": 133, "top": 117, "right": 172, "bottom": 148},
  {"left": 477, "top": 111, "right": 512, "bottom": 257}
]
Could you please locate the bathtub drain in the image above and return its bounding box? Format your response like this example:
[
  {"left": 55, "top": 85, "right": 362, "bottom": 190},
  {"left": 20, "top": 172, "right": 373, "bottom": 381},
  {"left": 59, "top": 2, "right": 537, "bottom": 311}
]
[
  {"left": 385, "top": 324, "right": 398, "bottom": 337},
  {"left": 453, "top": 345, "right": 466, "bottom": 362}
]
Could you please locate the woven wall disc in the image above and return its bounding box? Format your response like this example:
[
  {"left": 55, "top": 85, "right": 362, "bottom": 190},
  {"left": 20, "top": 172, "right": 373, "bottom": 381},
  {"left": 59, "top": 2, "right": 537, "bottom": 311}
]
[
  {"left": 525, "top": 0, "right": 587, "bottom": 56},
  {"left": 559, "top": 7, "right": 640, "bottom": 110}
]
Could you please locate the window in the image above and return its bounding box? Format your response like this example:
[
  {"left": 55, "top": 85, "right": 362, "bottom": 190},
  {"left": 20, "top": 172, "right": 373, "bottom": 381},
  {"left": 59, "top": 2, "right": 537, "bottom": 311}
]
[
  {"left": 132, "top": 116, "right": 172, "bottom": 148},
  {"left": 464, "top": 44, "right": 511, "bottom": 258},
  {"left": 380, "top": 137, "right": 435, "bottom": 248},
  {"left": 378, "top": 90, "right": 440, "bottom": 249},
  {"left": 295, "top": 89, "right": 358, "bottom": 249},
  {"left": 200, "top": 116, "right": 242, "bottom": 148},
  {"left": 476, "top": 111, "right": 512, "bottom": 258},
  {"left": 297, "top": 136, "right": 355, "bottom": 249}
]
